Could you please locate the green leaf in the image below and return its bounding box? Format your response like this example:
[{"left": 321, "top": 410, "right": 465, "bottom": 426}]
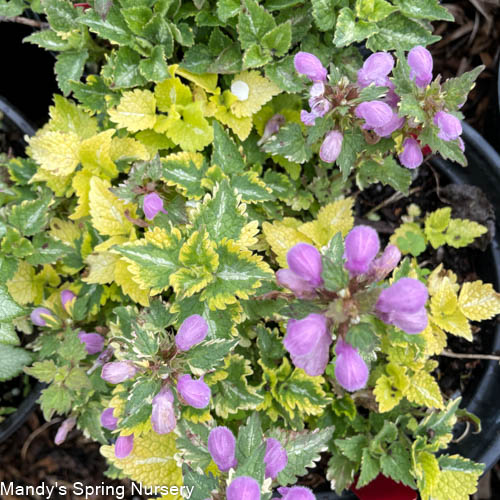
[
  {"left": 356, "top": 0, "right": 397, "bottom": 21},
  {"left": 346, "top": 323, "right": 379, "bottom": 354},
  {"left": 79, "top": 5, "right": 134, "bottom": 46},
  {"left": 392, "top": 0, "right": 454, "bottom": 21},
  {"left": 396, "top": 230, "right": 427, "bottom": 257},
  {"left": 399, "top": 94, "right": 427, "bottom": 123},
  {"left": 78, "top": 401, "right": 108, "bottom": 444},
  {"left": 236, "top": 441, "right": 267, "bottom": 483},
  {"left": 8, "top": 194, "right": 51, "bottom": 237},
  {"left": 0, "top": 0, "right": 25, "bottom": 16},
  {"left": 185, "top": 338, "right": 239, "bottom": 374},
  {"left": 442, "top": 66, "right": 484, "bottom": 110},
  {"left": 321, "top": 232, "right": 349, "bottom": 292},
  {"left": 24, "top": 360, "right": 57, "bottom": 383},
  {"left": 419, "top": 126, "right": 466, "bottom": 166},
  {"left": 262, "top": 21, "right": 292, "bottom": 57},
  {"left": 0, "top": 344, "right": 32, "bottom": 381},
  {"left": 366, "top": 13, "right": 440, "bottom": 51},
  {"left": 357, "top": 156, "right": 412, "bottom": 195},
  {"left": 69, "top": 75, "right": 117, "bottom": 113},
  {"left": 275, "top": 427, "right": 335, "bottom": 485},
  {"left": 243, "top": 44, "right": 272, "bottom": 69},
  {"left": 39, "top": 384, "right": 72, "bottom": 420},
  {"left": 217, "top": 0, "right": 240, "bottom": 22},
  {"left": 54, "top": 49, "right": 89, "bottom": 96},
  {"left": 357, "top": 449, "right": 380, "bottom": 488},
  {"left": 24, "top": 30, "right": 71, "bottom": 51},
  {"left": 44, "top": 0, "right": 80, "bottom": 32},
  {"left": 212, "top": 122, "right": 246, "bottom": 175},
  {"left": 193, "top": 180, "right": 247, "bottom": 243},
  {"left": 231, "top": 172, "right": 274, "bottom": 203},
  {"left": 162, "top": 153, "right": 207, "bottom": 199},
  {"left": 238, "top": 0, "right": 276, "bottom": 50},
  {"left": 0, "top": 322, "right": 19, "bottom": 346},
  {"left": 380, "top": 442, "right": 416, "bottom": 488},
  {"left": 265, "top": 55, "right": 304, "bottom": 93},
  {"left": 182, "top": 465, "right": 218, "bottom": 500},
  {"left": 311, "top": 0, "right": 337, "bottom": 31},
  {"left": 58, "top": 330, "right": 88, "bottom": 363},
  {"left": 65, "top": 367, "right": 92, "bottom": 391},
  {"left": 327, "top": 453, "right": 357, "bottom": 494},
  {"left": 336, "top": 434, "right": 370, "bottom": 462},
  {"left": 139, "top": 46, "right": 169, "bottom": 82},
  {"left": 26, "top": 234, "right": 74, "bottom": 266},
  {"left": 121, "top": 378, "right": 161, "bottom": 427},
  {"left": 262, "top": 123, "right": 312, "bottom": 164},
  {"left": 0, "top": 285, "right": 23, "bottom": 322},
  {"left": 334, "top": 8, "right": 379, "bottom": 47},
  {"left": 337, "top": 129, "right": 365, "bottom": 180}
]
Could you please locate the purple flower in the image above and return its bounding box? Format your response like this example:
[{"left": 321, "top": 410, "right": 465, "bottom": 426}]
[
  {"left": 100, "top": 408, "right": 118, "bottom": 431},
  {"left": 54, "top": 417, "right": 76, "bottom": 445},
  {"left": 334, "top": 339, "right": 369, "bottom": 392},
  {"left": 78, "top": 331, "right": 104, "bottom": 355},
  {"left": 357, "top": 52, "right": 394, "bottom": 88},
  {"left": 458, "top": 137, "right": 465, "bottom": 152},
  {"left": 310, "top": 81, "right": 325, "bottom": 97},
  {"left": 294, "top": 52, "right": 327, "bottom": 82},
  {"left": 208, "top": 426, "right": 238, "bottom": 472},
  {"left": 284, "top": 314, "right": 332, "bottom": 376},
  {"left": 279, "top": 486, "right": 316, "bottom": 500},
  {"left": 355, "top": 101, "right": 393, "bottom": 129},
  {"left": 151, "top": 387, "right": 176, "bottom": 434},
  {"left": 376, "top": 277, "right": 428, "bottom": 334},
  {"left": 101, "top": 361, "right": 138, "bottom": 384},
  {"left": 287, "top": 243, "right": 323, "bottom": 288},
  {"left": 257, "top": 114, "right": 285, "bottom": 145},
  {"left": 175, "top": 314, "right": 208, "bottom": 351},
  {"left": 143, "top": 192, "right": 167, "bottom": 220},
  {"left": 300, "top": 110, "right": 318, "bottom": 126},
  {"left": 399, "top": 137, "right": 423, "bottom": 169},
  {"left": 276, "top": 269, "right": 316, "bottom": 299},
  {"left": 320, "top": 130, "right": 343, "bottom": 163},
  {"left": 177, "top": 374, "right": 211, "bottom": 409},
  {"left": 344, "top": 226, "right": 380, "bottom": 276},
  {"left": 30, "top": 307, "right": 54, "bottom": 327},
  {"left": 373, "top": 111, "right": 405, "bottom": 137},
  {"left": 408, "top": 46, "right": 433, "bottom": 88},
  {"left": 368, "top": 245, "right": 401, "bottom": 281},
  {"left": 301, "top": 94, "right": 331, "bottom": 127},
  {"left": 434, "top": 111, "right": 462, "bottom": 141},
  {"left": 264, "top": 438, "right": 288, "bottom": 479},
  {"left": 115, "top": 434, "right": 134, "bottom": 459},
  {"left": 60, "top": 290, "right": 76, "bottom": 312},
  {"left": 227, "top": 476, "right": 261, "bottom": 500}
]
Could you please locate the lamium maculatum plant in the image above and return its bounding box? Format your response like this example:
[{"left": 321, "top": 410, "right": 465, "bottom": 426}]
[{"left": 1, "top": 1, "right": 500, "bottom": 499}]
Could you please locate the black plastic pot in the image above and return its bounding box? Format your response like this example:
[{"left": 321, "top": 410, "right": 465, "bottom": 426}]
[{"left": 0, "top": 95, "right": 42, "bottom": 444}]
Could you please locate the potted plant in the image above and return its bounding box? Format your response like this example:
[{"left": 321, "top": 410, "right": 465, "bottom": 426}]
[{"left": 0, "top": 1, "right": 499, "bottom": 499}]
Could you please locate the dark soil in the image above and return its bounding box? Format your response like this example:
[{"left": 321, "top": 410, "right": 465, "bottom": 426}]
[{"left": 1, "top": 0, "right": 499, "bottom": 498}]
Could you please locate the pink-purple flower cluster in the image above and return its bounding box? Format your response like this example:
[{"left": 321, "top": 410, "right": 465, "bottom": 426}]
[{"left": 143, "top": 192, "right": 167, "bottom": 220}]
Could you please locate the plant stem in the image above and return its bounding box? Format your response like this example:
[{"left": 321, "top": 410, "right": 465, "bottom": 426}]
[
  {"left": 440, "top": 350, "right": 500, "bottom": 361},
  {"left": 0, "top": 15, "right": 49, "bottom": 29}
]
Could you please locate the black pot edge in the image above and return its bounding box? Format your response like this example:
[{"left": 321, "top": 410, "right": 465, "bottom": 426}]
[{"left": 0, "top": 95, "right": 40, "bottom": 444}]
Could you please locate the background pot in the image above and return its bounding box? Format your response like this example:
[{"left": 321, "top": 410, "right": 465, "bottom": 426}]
[{"left": 0, "top": 95, "right": 42, "bottom": 444}]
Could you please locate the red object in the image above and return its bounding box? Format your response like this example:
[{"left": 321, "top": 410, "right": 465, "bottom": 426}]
[
  {"left": 409, "top": 132, "right": 432, "bottom": 156},
  {"left": 350, "top": 474, "right": 417, "bottom": 500},
  {"left": 73, "top": 2, "right": 91, "bottom": 9}
]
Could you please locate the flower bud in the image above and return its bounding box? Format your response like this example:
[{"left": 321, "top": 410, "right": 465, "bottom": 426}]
[
  {"left": 458, "top": 137, "right": 465, "bottom": 152},
  {"left": 344, "top": 226, "right": 380, "bottom": 276},
  {"left": 101, "top": 361, "right": 138, "bottom": 384},
  {"left": 177, "top": 374, "right": 211, "bottom": 409},
  {"left": 376, "top": 277, "right": 429, "bottom": 334},
  {"left": 399, "top": 137, "right": 423, "bottom": 169},
  {"left": 60, "top": 290, "right": 76, "bottom": 313},
  {"left": 434, "top": 111, "right": 462, "bottom": 142},
  {"left": 276, "top": 269, "right": 316, "bottom": 299},
  {"left": 115, "top": 434, "right": 134, "bottom": 459},
  {"left": 208, "top": 426, "right": 237, "bottom": 472},
  {"left": 30, "top": 307, "right": 54, "bottom": 327},
  {"left": 175, "top": 314, "right": 209, "bottom": 351},
  {"left": 287, "top": 243, "right": 323, "bottom": 287},
  {"left": 78, "top": 331, "right": 104, "bottom": 355},
  {"left": 279, "top": 486, "right": 316, "bottom": 500},
  {"left": 334, "top": 339, "right": 369, "bottom": 392},
  {"left": 151, "top": 387, "right": 176, "bottom": 434},
  {"left": 100, "top": 408, "right": 118, "bottom": 431},
  {"left": 227, "top": 476, "right": 261, "bottom": 500},
  {"left": 54, "top": 417, "right": 76, "bottom": 445},
  {"left": 355, "top": 101, "right": 393, "bottom": 129},
  {"left": 284, "top": 314, "right": 332, "bottom": 376},
  {"left": 357, "top": 52, "right": 394, "bottom": 88},
  {"left": 264, "top": 438, "right": 288, "bottom": 479},
  {"left": 143, "top": 192, "right": 167, "bottom": 220},
  {"left": 257, "top": 114, "right": 285, "bottom": 145},
  {"left": 368, "top": 245, "right": 401, "bottom": 281},
  {"left": 408, "top": 46, "right": 433, "bottom": 88},
  {"left": 374, "top": 112, "right": 405, "bottom": 138},
  {"left": 320, "top": 130, "right": 343, "bottom": 163},
  {"left": 294, "top": 52, "right": 327, "bottom": 82}
]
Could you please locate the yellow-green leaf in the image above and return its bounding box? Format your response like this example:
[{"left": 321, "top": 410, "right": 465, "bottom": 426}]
[
  {"left": 108, "top": 89, "right": 157, "bottom": 132},
  {"left": 458, "top": 280, "right": 500, "bottom": 321}
]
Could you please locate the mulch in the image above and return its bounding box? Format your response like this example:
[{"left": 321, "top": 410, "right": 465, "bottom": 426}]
[{"left": 1, "top": 1, "right": 499, "bottom": 498}]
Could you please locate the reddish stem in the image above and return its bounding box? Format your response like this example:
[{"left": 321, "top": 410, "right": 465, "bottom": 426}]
[{"left": 74, "top": 3, "right": 91, "bottom": 9}]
